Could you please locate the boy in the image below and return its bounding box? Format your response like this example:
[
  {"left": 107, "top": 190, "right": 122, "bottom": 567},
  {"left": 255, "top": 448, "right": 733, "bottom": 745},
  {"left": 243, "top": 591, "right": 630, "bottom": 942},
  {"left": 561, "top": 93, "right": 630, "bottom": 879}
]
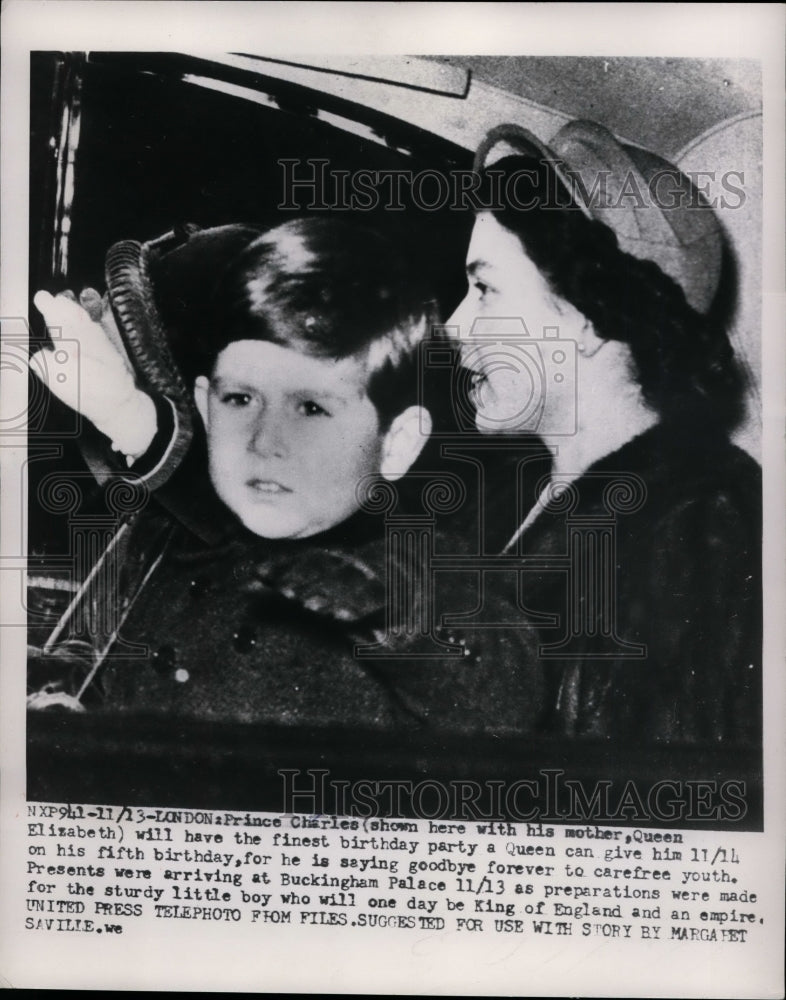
[{"left": 29, "top": 218, "right": 544, "bottom": 733}]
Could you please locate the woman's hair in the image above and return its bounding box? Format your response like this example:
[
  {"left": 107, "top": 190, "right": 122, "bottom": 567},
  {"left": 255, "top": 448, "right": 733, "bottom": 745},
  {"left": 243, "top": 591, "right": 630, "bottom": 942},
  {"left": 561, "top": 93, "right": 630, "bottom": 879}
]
[
  {"left": 196, "top": 217, "right": 436, "bottom": 429},
  {"left": 481, "top": 155, "right": 744, "bottom": 428}
]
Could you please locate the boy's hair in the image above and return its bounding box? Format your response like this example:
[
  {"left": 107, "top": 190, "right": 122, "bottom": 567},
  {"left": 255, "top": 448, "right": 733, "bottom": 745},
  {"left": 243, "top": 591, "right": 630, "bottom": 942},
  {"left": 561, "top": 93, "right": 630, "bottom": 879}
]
[{"left": 199, "top": 218, "right": 437, "bottom": 429}]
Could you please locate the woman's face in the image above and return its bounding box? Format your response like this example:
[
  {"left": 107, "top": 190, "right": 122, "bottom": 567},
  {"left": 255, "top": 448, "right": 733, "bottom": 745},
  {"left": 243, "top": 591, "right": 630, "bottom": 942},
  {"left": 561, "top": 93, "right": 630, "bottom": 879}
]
[{"left": 447, "top": 212, "right": 584, "bottom": 435}]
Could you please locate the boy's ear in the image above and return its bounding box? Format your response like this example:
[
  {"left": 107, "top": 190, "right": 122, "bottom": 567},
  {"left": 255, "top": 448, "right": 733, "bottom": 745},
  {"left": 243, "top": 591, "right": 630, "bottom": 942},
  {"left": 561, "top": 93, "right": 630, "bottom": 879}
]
[
  {"left": 380, "top": 405, "right": 432, "bottom": 482},
  {"left": 194, "top": 376, "right": 210, "bottom": 429}
]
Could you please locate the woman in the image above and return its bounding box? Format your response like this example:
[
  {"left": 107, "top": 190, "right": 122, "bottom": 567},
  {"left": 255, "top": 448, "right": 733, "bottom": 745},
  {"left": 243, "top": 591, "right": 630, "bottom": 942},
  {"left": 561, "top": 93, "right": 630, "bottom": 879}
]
[{"left": 447, "top": 123, "right": 761, "bottom": 745}]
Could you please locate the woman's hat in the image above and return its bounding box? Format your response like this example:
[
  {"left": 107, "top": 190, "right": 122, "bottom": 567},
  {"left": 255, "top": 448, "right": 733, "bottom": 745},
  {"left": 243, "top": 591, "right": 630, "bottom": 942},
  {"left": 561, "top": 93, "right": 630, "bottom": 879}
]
[{"left": 474, "top": 119, "right": 723, "bottom": 314}]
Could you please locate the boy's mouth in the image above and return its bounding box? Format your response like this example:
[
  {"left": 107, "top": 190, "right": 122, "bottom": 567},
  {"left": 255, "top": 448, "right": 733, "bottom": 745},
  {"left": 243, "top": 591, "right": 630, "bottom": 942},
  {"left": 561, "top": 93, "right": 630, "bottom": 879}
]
[{"left": 247, "top": 479, "right": 292, "bottom": 495}]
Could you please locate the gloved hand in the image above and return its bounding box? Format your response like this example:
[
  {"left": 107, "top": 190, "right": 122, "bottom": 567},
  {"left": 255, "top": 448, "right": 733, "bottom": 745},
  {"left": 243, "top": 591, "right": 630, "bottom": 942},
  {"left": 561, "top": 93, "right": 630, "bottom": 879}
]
[{"left": 31, "top": 289, "right": 158, "bottom": 460}]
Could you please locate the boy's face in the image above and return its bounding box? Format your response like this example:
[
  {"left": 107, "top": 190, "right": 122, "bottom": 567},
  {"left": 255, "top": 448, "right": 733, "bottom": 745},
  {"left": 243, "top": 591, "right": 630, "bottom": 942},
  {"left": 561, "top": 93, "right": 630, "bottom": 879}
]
[{"left": 194, "top": 340, "right": 389, "bottom": 539}]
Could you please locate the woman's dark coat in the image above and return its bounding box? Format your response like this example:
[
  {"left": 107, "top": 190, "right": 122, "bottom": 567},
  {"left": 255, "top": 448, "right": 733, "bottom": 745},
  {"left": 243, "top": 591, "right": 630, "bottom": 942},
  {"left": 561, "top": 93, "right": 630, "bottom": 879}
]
[{"left": 509, "top": 422, "right": 761, "bottom": 744}]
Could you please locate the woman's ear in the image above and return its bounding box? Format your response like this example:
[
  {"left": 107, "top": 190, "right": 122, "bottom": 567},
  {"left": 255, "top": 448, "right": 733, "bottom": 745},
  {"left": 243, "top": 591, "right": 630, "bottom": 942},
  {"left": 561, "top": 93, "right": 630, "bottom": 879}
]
[
  {"left": 577, "top": 318, "right": 606, "bottom": 358},
  {"left": 194, "top": 376, "right": 210, "bottom": 429},
  {"left": 380, "top": 406, "right": 432, "bottom": 482}
]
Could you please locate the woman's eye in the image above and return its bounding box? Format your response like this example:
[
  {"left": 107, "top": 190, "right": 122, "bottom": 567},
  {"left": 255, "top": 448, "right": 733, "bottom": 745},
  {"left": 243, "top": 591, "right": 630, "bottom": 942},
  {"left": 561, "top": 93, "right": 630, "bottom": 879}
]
[
  {"left": 473, "top": 280, "right": 490, "bottom": 297},
  {"left": 299, "top": 400, "right": 330, "bottom": 417}
]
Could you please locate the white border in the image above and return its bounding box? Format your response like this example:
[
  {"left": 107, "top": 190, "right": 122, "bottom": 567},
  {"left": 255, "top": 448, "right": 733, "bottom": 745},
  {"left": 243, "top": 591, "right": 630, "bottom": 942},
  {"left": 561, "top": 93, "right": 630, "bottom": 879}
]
[{"left": 2, "top": 3, "right": 784, "bottom": 995}]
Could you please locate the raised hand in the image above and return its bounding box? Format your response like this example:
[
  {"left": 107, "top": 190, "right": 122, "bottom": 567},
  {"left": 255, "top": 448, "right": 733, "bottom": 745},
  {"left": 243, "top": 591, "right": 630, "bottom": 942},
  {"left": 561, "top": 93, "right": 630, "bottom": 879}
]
[{"left": 31, "top": 290, "right": 158, "bottom": 460}]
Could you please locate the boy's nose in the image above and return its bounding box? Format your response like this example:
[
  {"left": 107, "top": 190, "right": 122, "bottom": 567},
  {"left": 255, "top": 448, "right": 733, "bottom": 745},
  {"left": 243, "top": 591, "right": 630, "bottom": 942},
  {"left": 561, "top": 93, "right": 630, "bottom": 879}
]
[{"left": 248, "top": 412, "right": 288, "bottom": 459}]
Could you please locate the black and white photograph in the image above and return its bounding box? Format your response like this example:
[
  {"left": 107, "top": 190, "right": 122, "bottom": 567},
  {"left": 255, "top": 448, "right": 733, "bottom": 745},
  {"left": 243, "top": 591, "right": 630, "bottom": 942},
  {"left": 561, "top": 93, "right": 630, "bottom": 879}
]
[{"left": 2, "top": 2, "right": 784, "bottom": 995}]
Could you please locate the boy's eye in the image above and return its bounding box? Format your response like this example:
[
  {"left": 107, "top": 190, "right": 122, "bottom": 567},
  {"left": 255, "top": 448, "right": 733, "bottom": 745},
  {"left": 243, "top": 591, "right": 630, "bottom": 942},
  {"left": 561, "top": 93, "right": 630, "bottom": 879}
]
[
  {"left": 219, "top": 391, "right": 253, "bottom": 407},
  {"left": 299, "top": 400, "right": 330, "bottom": 417}
]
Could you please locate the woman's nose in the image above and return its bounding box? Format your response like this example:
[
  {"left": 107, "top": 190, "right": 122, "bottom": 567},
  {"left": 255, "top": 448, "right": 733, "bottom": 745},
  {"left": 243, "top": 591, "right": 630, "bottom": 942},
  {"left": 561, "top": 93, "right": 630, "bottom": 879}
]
[
  {"left": 248, "top": 410, "right": 288, "bottom": 459},
  {"left": 445, "top": 293, "right": 472, "bottom": 342}
]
